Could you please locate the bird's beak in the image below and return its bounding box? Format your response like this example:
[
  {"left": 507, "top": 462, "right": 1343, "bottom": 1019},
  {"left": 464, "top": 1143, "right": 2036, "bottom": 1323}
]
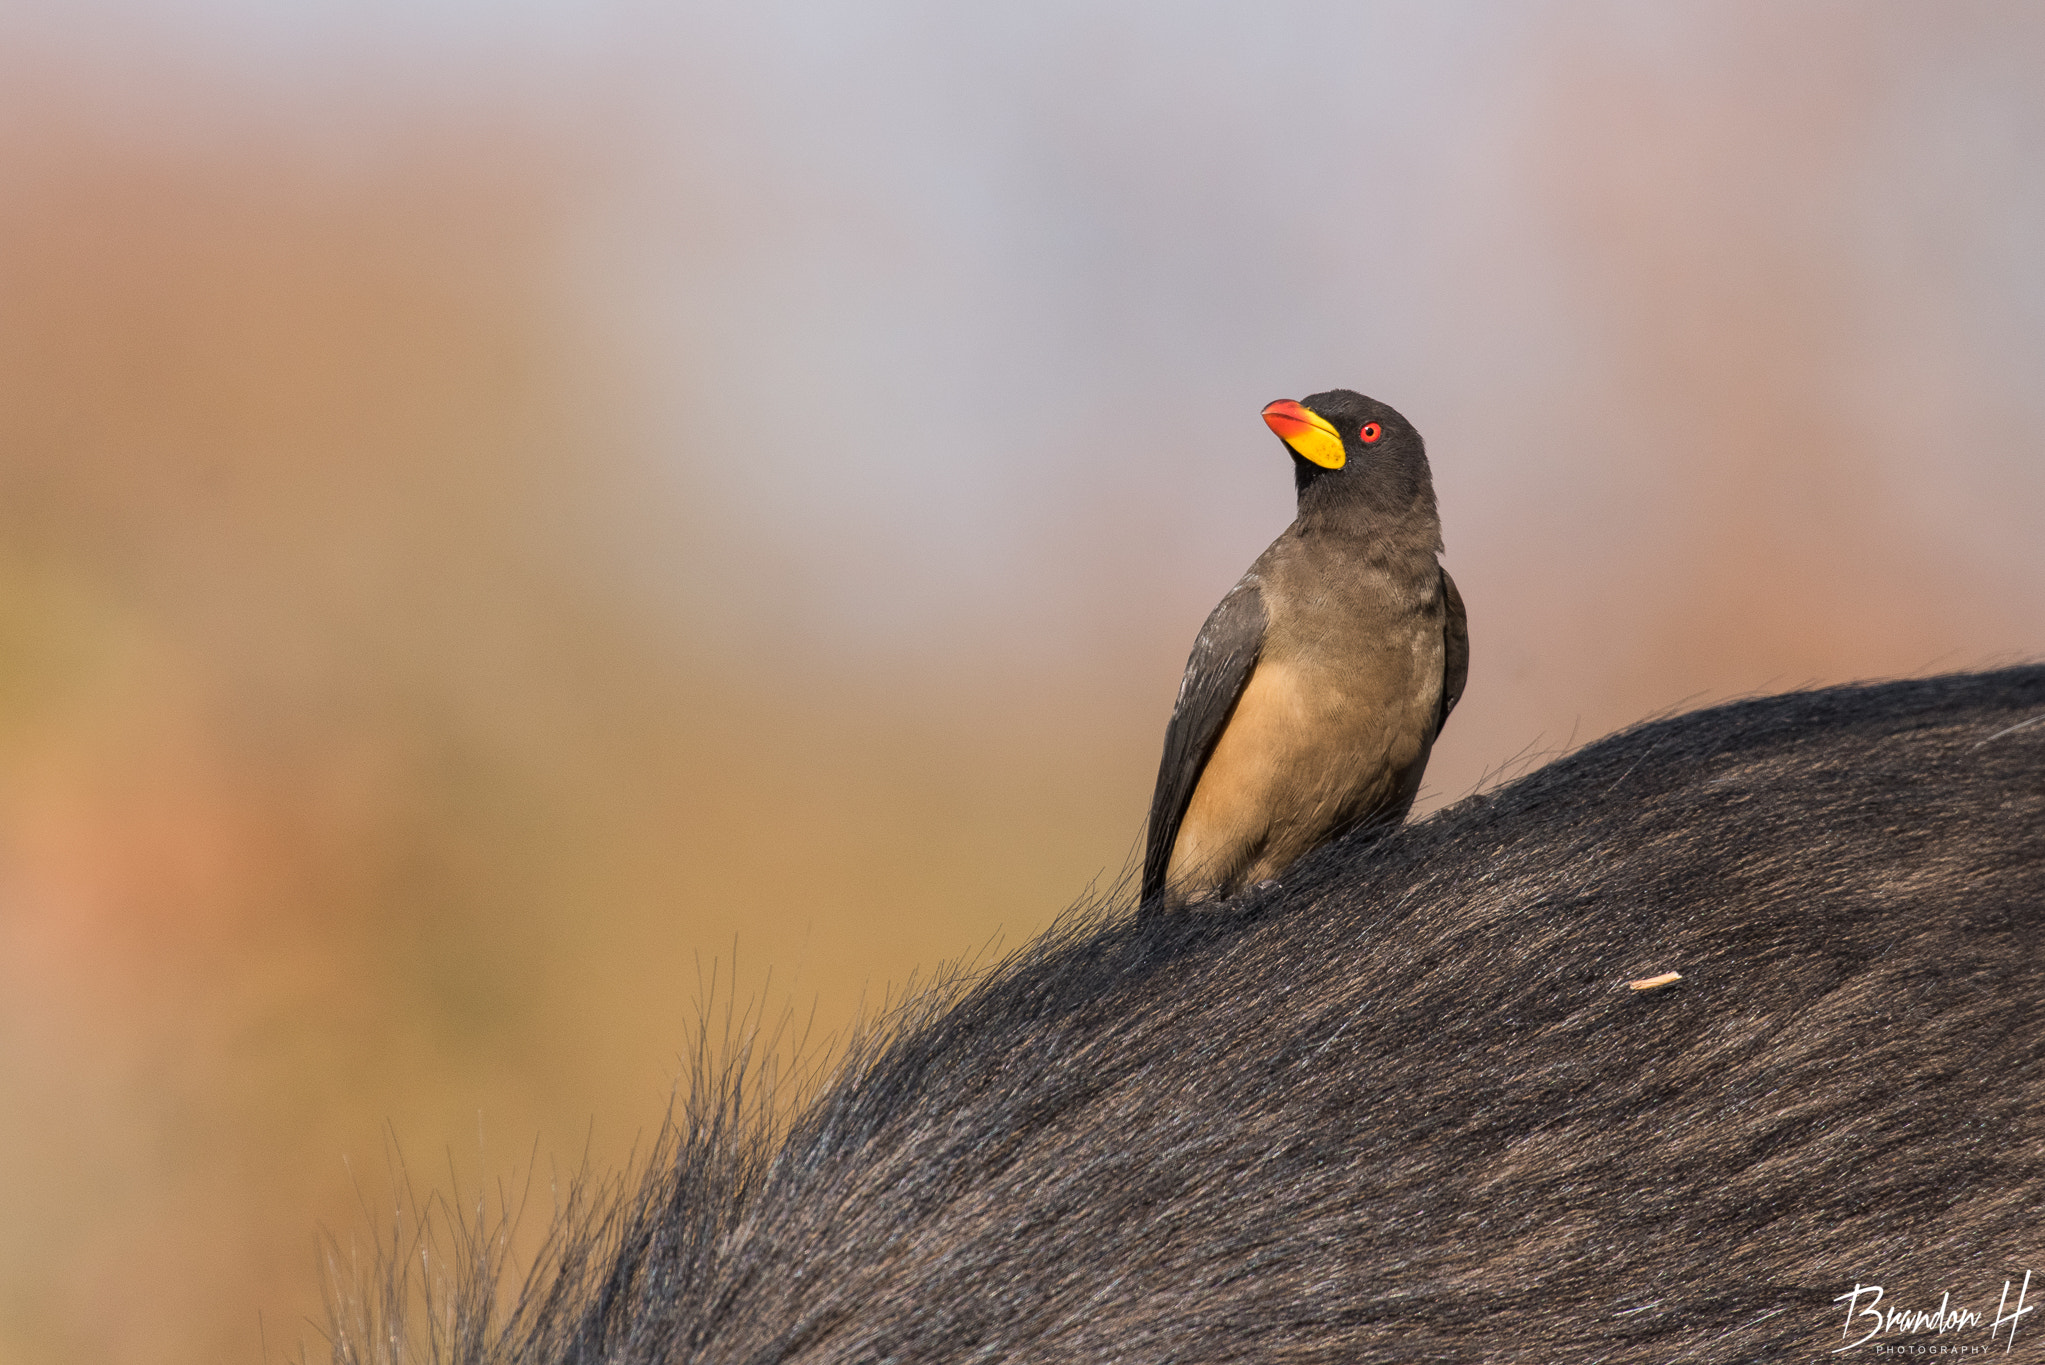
[{"left": 1261, "top": 400, "right": 1346, "bottom": 470}]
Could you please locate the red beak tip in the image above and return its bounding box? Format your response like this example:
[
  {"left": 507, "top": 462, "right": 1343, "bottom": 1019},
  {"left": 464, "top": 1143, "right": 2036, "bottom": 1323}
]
[{"left": 1262, "top": 401, "right": 1309, "bottom": 436}]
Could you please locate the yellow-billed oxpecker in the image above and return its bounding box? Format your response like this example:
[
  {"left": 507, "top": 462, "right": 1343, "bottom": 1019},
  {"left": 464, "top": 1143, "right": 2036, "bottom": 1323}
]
[{"left": 1142, "top": 390, "right": 1467, "bottom": 907}]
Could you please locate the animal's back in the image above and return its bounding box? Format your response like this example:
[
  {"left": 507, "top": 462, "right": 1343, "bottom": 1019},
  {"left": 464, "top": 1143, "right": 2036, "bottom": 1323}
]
[{"left": 336, "top": 666, "right": 2045, "bottom": 1364}]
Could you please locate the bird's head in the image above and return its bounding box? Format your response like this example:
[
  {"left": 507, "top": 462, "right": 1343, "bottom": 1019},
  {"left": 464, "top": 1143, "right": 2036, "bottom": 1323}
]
[{"left": 1261, "top": 389, "right": 1438, "bottom": 532}]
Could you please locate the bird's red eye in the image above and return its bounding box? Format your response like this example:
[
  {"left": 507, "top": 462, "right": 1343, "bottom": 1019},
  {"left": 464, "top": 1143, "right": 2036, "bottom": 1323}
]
[{"left": 1360, "top": 423, "right": 1382, "bottom": 443}]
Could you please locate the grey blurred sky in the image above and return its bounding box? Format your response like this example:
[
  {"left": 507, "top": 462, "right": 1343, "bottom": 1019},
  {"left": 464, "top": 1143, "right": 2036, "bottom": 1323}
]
[{"left": 9, "top": 0, "right": 2042, "bottom": 739}]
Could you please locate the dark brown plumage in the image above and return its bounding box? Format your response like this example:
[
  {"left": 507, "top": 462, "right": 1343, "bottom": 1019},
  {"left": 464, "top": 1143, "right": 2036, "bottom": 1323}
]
[{"left": 1142, "top": 389, "right": 1467, "bottom": 907}]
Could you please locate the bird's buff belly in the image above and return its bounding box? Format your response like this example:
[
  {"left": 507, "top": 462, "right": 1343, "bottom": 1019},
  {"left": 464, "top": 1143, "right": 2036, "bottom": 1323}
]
[{"left": 1166, "top": 651, "right": 1441, "bottom": 898}]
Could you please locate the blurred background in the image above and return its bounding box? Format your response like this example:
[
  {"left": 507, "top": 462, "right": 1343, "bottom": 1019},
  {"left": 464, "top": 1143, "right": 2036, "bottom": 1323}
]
[{"left": 0, "top": 0, "right": 2041, "bottom": 1359}]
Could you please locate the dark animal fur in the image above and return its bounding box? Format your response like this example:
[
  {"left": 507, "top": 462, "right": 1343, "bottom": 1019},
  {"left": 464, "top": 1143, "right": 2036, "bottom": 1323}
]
[{"left": 327, "top": 666, "right": 2045, "bottom": 1363}]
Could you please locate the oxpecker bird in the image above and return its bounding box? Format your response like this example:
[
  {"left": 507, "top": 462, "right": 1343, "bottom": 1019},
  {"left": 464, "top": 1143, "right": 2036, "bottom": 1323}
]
[{"left": 1142, "top": 390, "right": 1467, "bottom": 908}]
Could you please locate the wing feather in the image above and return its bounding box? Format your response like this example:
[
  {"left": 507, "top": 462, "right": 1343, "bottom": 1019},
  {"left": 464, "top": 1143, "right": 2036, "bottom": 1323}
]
[
  {"left": 1142, "top": 580, "right": 1267, "bottom": 904},
  {"left": 1437, "top": 566, "right": 1469, "bottom": 736}
]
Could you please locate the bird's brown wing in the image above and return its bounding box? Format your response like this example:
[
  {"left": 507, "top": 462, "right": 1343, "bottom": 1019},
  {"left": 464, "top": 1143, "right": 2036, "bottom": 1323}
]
[
  {"left": 1437, "top": 565, "right": 1469, "bottom": 736},
  {"left": 1143, "top": 578, "right": 1267, "bottom": 904}
]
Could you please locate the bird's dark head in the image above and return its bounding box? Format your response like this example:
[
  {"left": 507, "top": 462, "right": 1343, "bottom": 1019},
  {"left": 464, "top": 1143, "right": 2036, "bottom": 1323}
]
[{"left": 1262, "top": 389, "right": 1439, "bottom": 541}]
